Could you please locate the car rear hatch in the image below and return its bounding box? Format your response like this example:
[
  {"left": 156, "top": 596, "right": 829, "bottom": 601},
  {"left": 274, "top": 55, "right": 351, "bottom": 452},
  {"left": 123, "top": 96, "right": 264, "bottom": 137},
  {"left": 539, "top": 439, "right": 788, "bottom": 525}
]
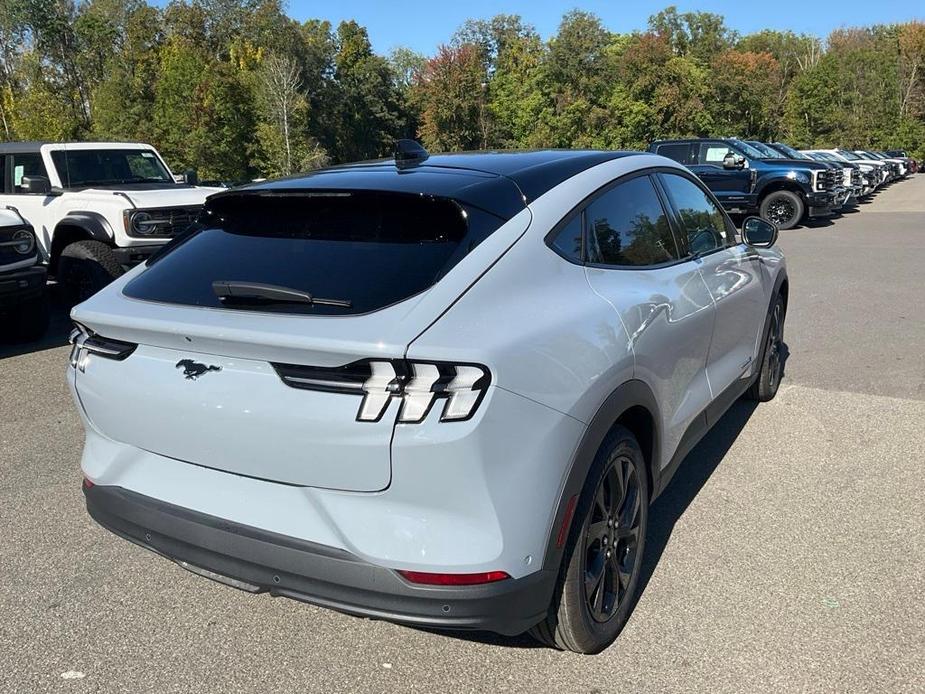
[{"left": 71, "top": 182, "right": 526, "bottom": 491}]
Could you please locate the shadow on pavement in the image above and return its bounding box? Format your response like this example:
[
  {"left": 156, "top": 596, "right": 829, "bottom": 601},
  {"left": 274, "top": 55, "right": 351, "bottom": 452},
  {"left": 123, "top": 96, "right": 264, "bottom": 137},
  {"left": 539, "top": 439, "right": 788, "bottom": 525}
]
[{"left": 0, "top": 285, "right": 71, "bottom": 359}]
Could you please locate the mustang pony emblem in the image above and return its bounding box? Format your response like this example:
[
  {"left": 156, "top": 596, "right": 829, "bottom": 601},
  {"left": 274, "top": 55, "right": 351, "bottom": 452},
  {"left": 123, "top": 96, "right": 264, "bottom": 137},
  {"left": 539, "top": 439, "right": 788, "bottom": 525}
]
[{"left": 176, "top": 359, "right": 222, "bottom": 380}]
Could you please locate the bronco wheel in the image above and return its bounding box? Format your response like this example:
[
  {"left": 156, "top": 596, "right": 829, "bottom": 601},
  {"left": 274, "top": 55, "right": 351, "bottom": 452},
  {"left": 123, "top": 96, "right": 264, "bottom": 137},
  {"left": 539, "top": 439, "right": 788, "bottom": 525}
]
[
  {"left": 529, "top": 426, "right": 648, "bottom": 654},
  {"left": 759, "top": 190, "right": 803, "bottom": 230},
  {"left": 747, "top": 293, "right": 786, "bottom": 402},
  {"left": 58, "top": 240, "right": 124, "bottom": 305}
]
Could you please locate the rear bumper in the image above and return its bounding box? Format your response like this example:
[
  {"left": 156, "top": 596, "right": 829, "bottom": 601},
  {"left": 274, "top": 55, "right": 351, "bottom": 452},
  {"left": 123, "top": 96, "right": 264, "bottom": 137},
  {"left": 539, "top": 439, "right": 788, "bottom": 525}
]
[
  {"left": 0, "top": 265, "right": 46, "bottom": 308},
  {"left": 84, "top": 483, "right": 555, "bottom": 636}
]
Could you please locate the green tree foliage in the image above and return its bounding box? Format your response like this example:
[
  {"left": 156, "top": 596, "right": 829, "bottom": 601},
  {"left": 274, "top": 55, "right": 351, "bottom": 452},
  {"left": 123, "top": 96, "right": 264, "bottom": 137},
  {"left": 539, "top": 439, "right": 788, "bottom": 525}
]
[
  {"left": 1, "top": 3, "right": 924, "bottom": 173},
  {"left": 413, "top": 44, "right": 486, "bottom": 151}
]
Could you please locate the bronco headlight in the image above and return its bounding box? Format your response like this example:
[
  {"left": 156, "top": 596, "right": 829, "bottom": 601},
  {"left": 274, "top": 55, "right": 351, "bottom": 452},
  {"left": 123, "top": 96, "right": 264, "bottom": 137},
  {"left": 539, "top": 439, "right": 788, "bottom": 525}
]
[
  {"left": 11, "top": 229, "right": 35, "bottom": 255},
  {"left": 124, "top": 209, "right": 168, "bottom": 235}
]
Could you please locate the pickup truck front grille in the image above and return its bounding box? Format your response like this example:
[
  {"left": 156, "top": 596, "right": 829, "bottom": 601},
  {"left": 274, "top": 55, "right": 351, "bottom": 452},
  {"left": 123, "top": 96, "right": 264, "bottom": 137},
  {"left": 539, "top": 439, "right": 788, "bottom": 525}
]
[{"left": 850, "top": 169, "right": 861, "bottom": 186}]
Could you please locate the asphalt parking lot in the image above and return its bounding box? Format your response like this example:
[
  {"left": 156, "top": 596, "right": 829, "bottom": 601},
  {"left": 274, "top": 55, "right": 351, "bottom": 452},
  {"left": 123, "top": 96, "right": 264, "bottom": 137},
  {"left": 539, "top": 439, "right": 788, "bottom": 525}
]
[{"left": 1, "top": 178, "right": 923, "bottom": 693}]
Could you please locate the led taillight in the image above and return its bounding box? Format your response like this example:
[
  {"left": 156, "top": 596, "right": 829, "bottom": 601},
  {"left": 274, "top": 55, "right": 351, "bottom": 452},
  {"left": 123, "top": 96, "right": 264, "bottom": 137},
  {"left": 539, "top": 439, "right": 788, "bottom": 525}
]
[
  {"left": 273, "top": 359, "right": 490, "bottom": 424},
  {"left": 397, "top": 570, "right": 510, "bottom": 586}
]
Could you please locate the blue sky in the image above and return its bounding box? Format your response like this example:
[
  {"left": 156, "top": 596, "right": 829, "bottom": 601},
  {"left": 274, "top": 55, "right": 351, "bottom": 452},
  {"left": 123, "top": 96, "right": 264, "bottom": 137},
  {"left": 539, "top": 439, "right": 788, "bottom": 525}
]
[{"left": 283, "top": 0, "right": 925, "bottom": 55}]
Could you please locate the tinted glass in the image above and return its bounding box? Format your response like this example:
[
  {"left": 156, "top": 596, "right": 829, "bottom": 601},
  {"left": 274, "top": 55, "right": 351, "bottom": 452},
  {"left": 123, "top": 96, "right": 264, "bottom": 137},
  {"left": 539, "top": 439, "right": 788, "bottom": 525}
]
[
  {"left": 585, "top": 176, "right": 679, "bottom": 267},
  {"left": 728, "top": 139, "right": 767, "bottom": 159},
  {"left": 51, "top": 149, "right": 173, "bottom": 187},
  {"left": 838, "top": 150, "right": 860, "bottom": 160},
  {"left": 771, "top": 143, "right": 810, "bottom": 160},
  {"left": 655, "top": 144, "right": 693, "bottom": 165},
  {"left": 659, "top": 173, "right": 731, "bottom": 255},
  {"left": 747, "top": 141, "right": 785, "bottom": 159},
  {"left": 124, "top": 191, "right": 506, "bottom": 315},
  {"left": 550, "top": 214, "right": 583, "bottom": 261},
  {"left": 11, "top": 153, "right": 47, "bottom": 193}
]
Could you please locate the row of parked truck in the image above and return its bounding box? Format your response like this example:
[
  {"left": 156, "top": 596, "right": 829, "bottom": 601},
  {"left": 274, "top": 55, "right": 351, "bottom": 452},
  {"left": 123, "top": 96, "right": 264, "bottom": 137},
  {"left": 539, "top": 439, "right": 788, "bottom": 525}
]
[
  {"left": 649, "top": 138, "right": 918, "bottom": 230},
  {"left": 0, "top": 138, "right": 919, "bottom": 344}
]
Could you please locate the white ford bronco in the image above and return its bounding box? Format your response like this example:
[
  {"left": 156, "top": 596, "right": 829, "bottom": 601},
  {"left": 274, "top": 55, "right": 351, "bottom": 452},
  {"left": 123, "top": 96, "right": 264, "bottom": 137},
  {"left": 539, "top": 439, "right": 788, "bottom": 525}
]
[
  {"left": 0, "top": 141, "right": 223, "bottom": 301},
  {"left": 0, "top": 206, "right": 47, "bottom": 341}
]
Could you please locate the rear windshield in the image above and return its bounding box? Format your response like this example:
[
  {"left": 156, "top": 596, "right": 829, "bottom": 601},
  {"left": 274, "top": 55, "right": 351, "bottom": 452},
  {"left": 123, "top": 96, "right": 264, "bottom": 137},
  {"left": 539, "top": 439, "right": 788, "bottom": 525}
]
[{"left": 122, "top": 190, "right": 507, "bottom": 315}]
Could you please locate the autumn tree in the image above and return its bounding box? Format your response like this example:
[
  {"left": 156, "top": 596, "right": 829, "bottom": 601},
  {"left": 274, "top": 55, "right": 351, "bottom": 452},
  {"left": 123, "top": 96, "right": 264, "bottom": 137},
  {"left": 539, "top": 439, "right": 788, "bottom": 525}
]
[{"left": 414, "top": 44, "right": 486, "bottom": 151}]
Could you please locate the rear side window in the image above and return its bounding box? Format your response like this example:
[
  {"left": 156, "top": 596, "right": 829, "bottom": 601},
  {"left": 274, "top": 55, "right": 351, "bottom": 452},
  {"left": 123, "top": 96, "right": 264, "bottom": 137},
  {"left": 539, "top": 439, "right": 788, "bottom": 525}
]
[
  {"left": 659, "top": 173, "right": 732, "bottom": 255},
  {"left": 655, "top": 143, "right": 693, "bottom": 165},
  {"left": 585, "top": 176, "right": 679, "bottom": 267},
  {"left": 549, "top": 215, "right": 583, "bottom": 261},
  {"left": 123, "top": 191, "right": 507, "bottom": 315}
]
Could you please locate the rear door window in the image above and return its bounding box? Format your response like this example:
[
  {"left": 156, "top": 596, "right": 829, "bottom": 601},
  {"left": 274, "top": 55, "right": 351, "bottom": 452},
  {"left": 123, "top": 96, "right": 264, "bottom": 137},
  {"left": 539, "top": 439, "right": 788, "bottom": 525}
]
[
  {"left": 585, "top": 175, "right": 680, "bottom": 267},
  {"left": 123, "top": 191, "right": 507, "bottom": 315},
  {"left": 655, "top": 143, "right": 694, "bottom": 165}
]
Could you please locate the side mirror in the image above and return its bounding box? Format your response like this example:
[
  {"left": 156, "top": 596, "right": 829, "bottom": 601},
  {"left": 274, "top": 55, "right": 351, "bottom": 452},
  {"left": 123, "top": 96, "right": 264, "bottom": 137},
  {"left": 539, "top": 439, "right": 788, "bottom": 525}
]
[
  {"left": 20, "top": 175, "right": 51, "bottom": 195},
  {"left": 184, "top": 168, "right": 199, "bottom": 186},
  {"left": 723, "top": 153, "right": 746, "bottom": 170},
  {"left": 742, "top": 216, "right": 778, "bottom": 248}
]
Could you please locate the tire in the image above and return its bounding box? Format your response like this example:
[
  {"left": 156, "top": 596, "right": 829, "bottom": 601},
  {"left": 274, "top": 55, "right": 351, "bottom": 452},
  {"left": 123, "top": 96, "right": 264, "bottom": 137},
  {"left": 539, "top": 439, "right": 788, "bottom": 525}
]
[
  {"left": 759, "top": 190, "right": 804, "bottom": 230},
  {"left": 530, "top": 426, "right": 649, "bottom": 654},
  {"left": 4, "top": 294, "right": 50, "bottom": 343},
  {"left": 747, "top": 293, "right": 786, "bottom": 402},
  {"left": 57, "top": 240, "right": 124, "bottom": 305}
]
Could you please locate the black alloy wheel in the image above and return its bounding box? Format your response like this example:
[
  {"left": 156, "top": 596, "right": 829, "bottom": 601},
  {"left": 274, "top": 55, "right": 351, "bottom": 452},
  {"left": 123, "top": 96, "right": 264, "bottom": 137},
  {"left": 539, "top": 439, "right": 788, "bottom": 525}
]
[
  {"left": 759, "top": 190, "right": 804, "bottom": 230},
  {"left": 583, "top": 455, "right": 642, "bottom": 622},
  {"left": 529, "top": 426, "right": 648, "bottom": 654},
  {"left": 747, "top": 292, "right": 787, "bottom": 402}
]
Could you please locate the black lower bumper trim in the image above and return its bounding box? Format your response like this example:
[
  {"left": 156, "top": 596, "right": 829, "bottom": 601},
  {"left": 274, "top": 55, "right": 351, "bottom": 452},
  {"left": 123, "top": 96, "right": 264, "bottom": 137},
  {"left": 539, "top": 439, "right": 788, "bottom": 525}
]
[{"left": 84, "top": 484, "right": 554, "bottom": 636}]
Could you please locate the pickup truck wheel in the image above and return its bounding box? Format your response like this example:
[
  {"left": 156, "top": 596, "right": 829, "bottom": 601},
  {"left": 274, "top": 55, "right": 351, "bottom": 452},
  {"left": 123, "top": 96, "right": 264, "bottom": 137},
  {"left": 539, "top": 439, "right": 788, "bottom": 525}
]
[
  {"left": 4, "top": 294, "right": 50, "bottom": 343},
  {"left": 759, "top": 190, "right": 804, "bottom": 230},
  {"left": 58, "top": 240, "right": 124, "bottom": 304},
  {"left": 529, "top": 425, "right": 648, "bottom": 654}
]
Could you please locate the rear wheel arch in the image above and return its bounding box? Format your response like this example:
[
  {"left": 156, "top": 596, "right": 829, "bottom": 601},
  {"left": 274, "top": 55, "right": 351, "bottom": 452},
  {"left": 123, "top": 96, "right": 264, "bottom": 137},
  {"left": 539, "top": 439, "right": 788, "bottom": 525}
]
[{"left": 541, "top": 380, "right": 661, "bottom": 574}]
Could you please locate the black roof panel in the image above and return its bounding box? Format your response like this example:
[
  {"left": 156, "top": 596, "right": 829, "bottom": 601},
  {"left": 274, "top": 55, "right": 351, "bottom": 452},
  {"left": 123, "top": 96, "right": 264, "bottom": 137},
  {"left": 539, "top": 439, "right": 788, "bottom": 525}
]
[
  {"left": 224, "top": 150, "right": 643, "bottom": 219},
  {"left": 0, "top": 141, "right": 50, "bottom": 154}
]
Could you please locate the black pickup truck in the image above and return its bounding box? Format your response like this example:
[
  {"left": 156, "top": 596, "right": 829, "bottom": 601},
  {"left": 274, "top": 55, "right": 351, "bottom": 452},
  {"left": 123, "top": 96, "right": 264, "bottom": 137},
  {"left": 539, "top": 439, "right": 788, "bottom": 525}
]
[{"left": 649, "top": 138, "right": 839, "bottom": 229}]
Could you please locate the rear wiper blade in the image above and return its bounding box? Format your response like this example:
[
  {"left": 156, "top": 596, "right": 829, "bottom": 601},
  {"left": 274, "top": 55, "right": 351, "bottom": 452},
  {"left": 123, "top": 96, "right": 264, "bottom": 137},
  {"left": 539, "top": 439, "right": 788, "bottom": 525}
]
[{"left": 212, "top": 281, "right": 352, "bottom": 308}]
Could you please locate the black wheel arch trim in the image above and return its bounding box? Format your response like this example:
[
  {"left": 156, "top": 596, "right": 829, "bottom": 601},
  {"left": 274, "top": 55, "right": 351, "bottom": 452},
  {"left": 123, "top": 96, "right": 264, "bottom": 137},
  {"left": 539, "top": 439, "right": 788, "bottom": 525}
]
[
  {"left": 541, "top": 379, "right": 662, "bottom": 574},
  {"left": 58, "top": 212, "right": 115, "bottom": 241}
]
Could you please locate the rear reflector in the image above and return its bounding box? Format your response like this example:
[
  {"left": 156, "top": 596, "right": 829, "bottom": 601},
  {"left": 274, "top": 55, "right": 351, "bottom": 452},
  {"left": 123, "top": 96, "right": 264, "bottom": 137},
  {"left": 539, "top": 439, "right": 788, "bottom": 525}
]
[
  {"left": 82, "top": 478, "right": 94, "bottom": 490},
  {"left": 555, "top": 494, "right": 578, "bottom": 549},
  {"left": 397, "top": 570, "right": 510, "bottom": 586}
]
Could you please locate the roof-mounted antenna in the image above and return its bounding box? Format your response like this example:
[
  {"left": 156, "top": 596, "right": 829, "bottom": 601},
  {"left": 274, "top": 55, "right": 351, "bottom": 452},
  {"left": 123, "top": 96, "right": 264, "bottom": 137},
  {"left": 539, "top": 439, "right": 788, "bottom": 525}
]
[{"left": 394, "top": 139, "right": 429, "bottom": 170}]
